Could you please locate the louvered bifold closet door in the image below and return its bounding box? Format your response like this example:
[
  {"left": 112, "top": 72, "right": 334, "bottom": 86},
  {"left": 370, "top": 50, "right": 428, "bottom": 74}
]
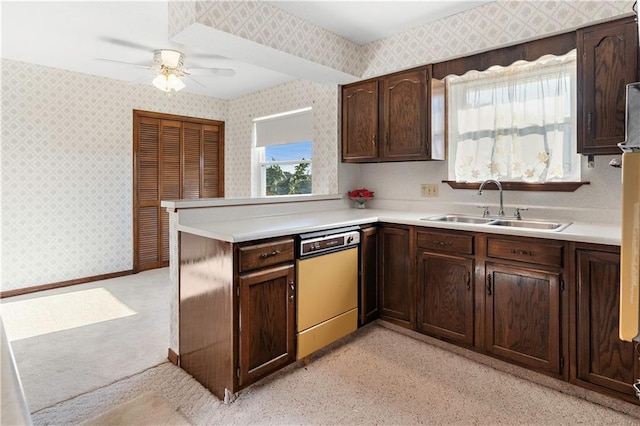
[
  {"left": 160, "top": 120, "right": 182, "bottom": 263},
  {"left": 136, "top": 117, "right": 161, "bottom": 270},
  {"left": 134, "top": 110, "right": 224, "bottom": 272},
  {"left": 136, "top": 117, "right": 182, "bottom": 270},
  {"left": 202, "top": 124, "right": 222, "bottom": 198},
  {"left": 183, "top": 123, "right": 202, "bottom": 199},
  {"left": 182, "top": 122, "right": 223, "bottom": 199}
]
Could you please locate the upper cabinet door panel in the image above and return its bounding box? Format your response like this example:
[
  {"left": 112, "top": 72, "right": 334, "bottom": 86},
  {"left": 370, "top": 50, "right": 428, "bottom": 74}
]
[
  {"left": 342, "top": 80, "right": 379, "bottom": 162},
  {"left": 381, "top": 67, "right": 430, "bottom": 161},
  {"left": 578, "top": 18, "right": 639, "bottom": 155}
]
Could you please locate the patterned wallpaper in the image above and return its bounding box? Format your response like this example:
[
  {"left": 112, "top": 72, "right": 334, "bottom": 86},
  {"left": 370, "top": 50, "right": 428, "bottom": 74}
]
[
  {"left": 169, "top": 1, "right": 634, "bottom": 81},
  {"left": 361, "top": 0, "right": 634, "bottom": 77},
  {"left": 173, "top": 0, "right": 364, "bottom": 77},
  {"left": 0, "top": 59, "right": 228, "bottom": 291},
  {"left": 226, "top": 79, "right": 338, "bottom": 197}
]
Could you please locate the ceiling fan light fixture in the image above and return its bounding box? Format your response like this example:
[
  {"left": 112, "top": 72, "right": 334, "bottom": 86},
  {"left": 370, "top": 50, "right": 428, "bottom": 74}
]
[
  {"left": 154, "top": 49, "right": 184, "bottom": 69},
  {"left": 152, "top": 72, "right": 185, "bottom": 93}
]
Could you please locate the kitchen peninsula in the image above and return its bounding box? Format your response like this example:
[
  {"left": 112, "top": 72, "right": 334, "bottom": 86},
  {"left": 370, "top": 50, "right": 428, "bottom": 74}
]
[{"left": 162, "top": 195, "right": 638, "bottom": 406}]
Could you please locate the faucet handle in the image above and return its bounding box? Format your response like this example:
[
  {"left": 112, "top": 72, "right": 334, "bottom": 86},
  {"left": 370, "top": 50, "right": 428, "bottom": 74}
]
[
  {"left": 514, "top": 207, "right": 528, "bottom": 220},
  {"left": 477, "top": 205, "right": 491, "bottom": 218}
]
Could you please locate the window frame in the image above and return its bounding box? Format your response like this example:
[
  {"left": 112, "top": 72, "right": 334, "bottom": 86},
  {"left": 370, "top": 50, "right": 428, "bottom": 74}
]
[
  {"left": 433, "top": 30, "right": 589, "bottom": 192},
  {"left": 252, "top": 107, "right": 314, "bottom": 197},
  {"left": 446, "top": 51, "right": 580, "bottom": 185}
]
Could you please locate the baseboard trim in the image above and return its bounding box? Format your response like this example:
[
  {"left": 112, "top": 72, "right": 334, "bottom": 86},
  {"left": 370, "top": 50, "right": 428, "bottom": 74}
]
[
  {"left": 168, "top": 348, "right": 180, "bottom": 366},
  {"left": 0, "top": 270, "right": 134, "bottom": 298}
]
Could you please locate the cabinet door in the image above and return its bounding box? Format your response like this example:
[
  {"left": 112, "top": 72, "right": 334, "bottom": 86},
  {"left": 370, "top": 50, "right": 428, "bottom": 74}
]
[
  {"left": 485, "top": 263, "right": 562, "bottom": 375},
  {"left": 578, "top": 18, "right": 639, "bottom": 154},
  {"left": 575, "top": 248, "right": 639, "bottom": 399},
  {"left": 342, "top": 80, "right": 379, "bottom": 162},
  {"left": 380, "top": 67, "right": 430, "bottom": 161},
  {"left": 360, "top": 227, "right": 379, "bottom": 325},
  {"left": 417, "top": 252, "right": 474, "bottom": 345},
  {"left": 378, "top": 226, "right": 413, "bottom": 325},
  {"left": 238, "top": 264, "right": 295, "bottom": 386}
]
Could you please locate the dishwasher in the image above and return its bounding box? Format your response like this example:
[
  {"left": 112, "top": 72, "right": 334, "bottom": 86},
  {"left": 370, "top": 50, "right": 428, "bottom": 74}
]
[{"left": 296, "top": 226, "right": 360, "bottom": 360}]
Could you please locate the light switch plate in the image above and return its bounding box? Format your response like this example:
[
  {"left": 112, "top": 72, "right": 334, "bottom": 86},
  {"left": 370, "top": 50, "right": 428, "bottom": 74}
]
[{"left": 421, "top": 184, "right": 439, "bottom": 197}]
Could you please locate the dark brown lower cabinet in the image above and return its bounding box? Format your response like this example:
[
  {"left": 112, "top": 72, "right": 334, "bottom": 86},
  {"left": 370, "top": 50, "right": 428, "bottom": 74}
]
[
  {"left": 415, "top": 228, "right": 475, "bottom": 345},
  {"left": 238, "top": 264, "right": 295, "bottom": 386},
  {"left": 179, "top": 234, "right": 295, "bottom": 400},
  {"left": 574, "top": 245, "right": 640, "bottom": 403},
  {"left": 359, "top": 226, "right": 379, "bottom": 325},
  {"left": 417, "top": 252, "right": 474, "bottom": 345},
  {"left": 485, "top": 262, "right": 563, "bottom": 376},
  {"left": 378, "top": 225, "right": 413, "bottom": 327}
]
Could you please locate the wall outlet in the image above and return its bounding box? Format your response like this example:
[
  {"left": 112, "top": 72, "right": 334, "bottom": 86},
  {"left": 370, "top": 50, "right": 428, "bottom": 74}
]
[{"left": 421, "top": 183, "right": 439, "bottom": 197}]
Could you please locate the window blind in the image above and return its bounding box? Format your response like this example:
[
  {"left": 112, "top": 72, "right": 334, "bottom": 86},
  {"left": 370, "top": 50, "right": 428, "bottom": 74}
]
[{"left": 254, "top": 108, "right": 313, "bottom": 147}]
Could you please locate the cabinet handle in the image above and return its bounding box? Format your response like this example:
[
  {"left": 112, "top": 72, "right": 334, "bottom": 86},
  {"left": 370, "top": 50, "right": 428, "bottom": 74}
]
[
  {"left": 466, "top": 271, "right": 471, "bottom": 291},
  {"left": 509, "top": 249, "right": 535, "bottom": 256},
  {"left": 386, "top": 131, "right": 390, "bottom": 147},
  {"left": 487, "top": 273, "right": 492, "bottom": 295},
  {"left": 587, "top": 113, "right": 592, "bottom": 134},
  {"left": 372, "top": 135, "right": 376, "bottom": 146},
  {"left": 289, "top": 281, "right": 295, "bottom": 300},
  {"left": 259, "top": 249, "right": 280, "bottom": 259},
  {"left": 433, "top": 240, "right": 452, "bottom": 246}
]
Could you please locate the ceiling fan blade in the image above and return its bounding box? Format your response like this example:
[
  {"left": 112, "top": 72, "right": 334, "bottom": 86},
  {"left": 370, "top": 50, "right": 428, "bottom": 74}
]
[
  {"left": 185, "top": 75, "right": 207, "bottom": 88},
  {"left": 190, "top": 52, "right": 230, "bottom": 60},
  {"left": 98, "top": 36, "right": 154, "bottom": 52},
  {"left": 94, "top": 58, "right": 152, "bottom": 70},
  {"left": 187, "top": 68, "right": 236, "bottom": 77}
]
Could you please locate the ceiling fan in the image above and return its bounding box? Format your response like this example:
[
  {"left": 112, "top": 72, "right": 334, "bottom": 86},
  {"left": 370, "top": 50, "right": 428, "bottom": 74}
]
[{"left": 97, "top": 48, "right": 236, "bottom": 93}]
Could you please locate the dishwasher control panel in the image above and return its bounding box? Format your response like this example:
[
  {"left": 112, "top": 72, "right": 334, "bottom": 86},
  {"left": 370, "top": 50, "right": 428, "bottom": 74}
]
[{"left": 298, "top": 229, "right": 360, "bottom": 257}]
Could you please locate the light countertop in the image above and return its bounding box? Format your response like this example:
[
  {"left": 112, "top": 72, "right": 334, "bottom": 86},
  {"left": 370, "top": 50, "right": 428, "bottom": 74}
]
[{"left": 178, "top": 208, "right": 620, "bottom": 246}]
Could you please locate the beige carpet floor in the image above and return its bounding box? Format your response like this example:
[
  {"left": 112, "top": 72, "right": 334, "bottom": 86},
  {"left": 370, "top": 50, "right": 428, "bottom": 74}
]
[
  {"left": 1, "top": 268, "right": 170, "bottom": 412},
  {"left": 79, "top": 392, "right": 191, "bottom": 426},
  {"left": 32, "top": 325, "right": 640, "bottom": 425}
]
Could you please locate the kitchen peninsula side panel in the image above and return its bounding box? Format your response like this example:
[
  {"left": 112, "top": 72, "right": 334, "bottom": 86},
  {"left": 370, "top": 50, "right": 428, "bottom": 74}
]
[{"left": 179, "top": 232, "right": 235, "bottom": 400}]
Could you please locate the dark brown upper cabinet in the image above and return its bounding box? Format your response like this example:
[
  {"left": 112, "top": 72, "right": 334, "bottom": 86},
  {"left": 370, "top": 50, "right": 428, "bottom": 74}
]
[
  {"left": 341, "top": 80, "right": 379, "bottom": 162},
  {"left": 380, "top": 67, "right": 431, "bottom": 161},
  {"left": 577, "top": 17, "right": 639, "bottom": 155},
  {"left": 342, "top": 65, "right": 444, "bottom": 163}
]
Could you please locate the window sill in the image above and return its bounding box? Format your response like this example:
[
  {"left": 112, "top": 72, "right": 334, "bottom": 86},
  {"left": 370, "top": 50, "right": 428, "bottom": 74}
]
[{"left": 442, "top": 181, "right": 589, "bottom": 192}]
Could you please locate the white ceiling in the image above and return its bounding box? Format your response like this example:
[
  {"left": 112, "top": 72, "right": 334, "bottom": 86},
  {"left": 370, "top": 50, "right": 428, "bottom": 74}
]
[{"left": 1, "top": 1, "right": 489, "bottom": 99}]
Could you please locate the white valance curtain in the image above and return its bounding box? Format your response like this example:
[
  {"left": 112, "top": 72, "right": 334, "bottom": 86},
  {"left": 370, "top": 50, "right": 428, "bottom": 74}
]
[{"left": 447, "top": 50, "right": 579, "bottom": 183}]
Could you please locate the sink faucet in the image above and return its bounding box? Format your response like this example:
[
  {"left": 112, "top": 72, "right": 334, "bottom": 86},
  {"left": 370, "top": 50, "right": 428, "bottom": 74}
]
[{"left": 478, "top": 179, "right": 505, "bottom": 217}]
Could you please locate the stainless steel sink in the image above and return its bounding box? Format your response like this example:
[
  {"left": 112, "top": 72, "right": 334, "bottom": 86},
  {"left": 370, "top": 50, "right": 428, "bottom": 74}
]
[
  {"left": 421, "top": 214, "right": 571, "bottom": 232},
  {"left": 489, "top": 219, "right": 572, "bottom": 231},
  {"left": 422, "top": 214, "right": 494, "bottom": 224}
]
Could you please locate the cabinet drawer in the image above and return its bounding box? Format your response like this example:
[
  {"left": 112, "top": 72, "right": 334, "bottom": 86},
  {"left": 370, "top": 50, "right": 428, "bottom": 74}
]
[
  {"left": 486, "top": 238, "right": 563, "bottom": 268},
  {"left": 239, "top": 239, "right": 294, "bottom": 272},
  {"left": 417, "top": 230, "right": 473, "bottom": 255}
]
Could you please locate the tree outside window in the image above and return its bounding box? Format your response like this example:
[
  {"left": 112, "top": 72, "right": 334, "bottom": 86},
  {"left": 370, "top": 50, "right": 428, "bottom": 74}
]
[{"left": 261, "top": 141, "right": 312, "bottom": 196}]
